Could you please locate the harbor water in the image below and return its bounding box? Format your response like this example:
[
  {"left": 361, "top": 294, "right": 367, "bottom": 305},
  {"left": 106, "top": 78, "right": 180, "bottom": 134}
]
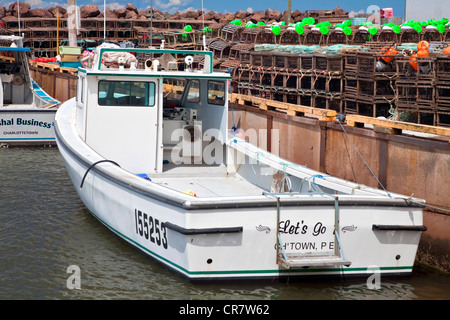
[{"left": 1, "top": 147, "right": 449, "bottom": 300}]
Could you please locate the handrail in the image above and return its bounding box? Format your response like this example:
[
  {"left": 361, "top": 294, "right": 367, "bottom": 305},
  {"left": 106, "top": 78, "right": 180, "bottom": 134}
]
[{"left": 94, "top": 47, "right": 214, "bottom": 73}]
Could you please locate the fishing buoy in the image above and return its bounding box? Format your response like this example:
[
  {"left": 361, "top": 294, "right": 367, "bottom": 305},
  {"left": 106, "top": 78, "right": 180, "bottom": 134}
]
[
  {"left": 376, "top": 46, "right": 397, "bottom": 71},
  {"left": 368, "top": 26, "right": 377, "bottom": 35},
  {"left": 302, "top": 17, "right": 314, "bottom": 26},
  {"left": 409, "top": 48, "right": 429, "bottom": 71},
  {"left": 380, "top": 47, "right": 398, "bottom": 64},
  {"left": 409, "top": 54, "right": 418, "bottom": 70},
  {"left": 295, "top": 24, "right": 304, "bottom": 35},
  {"left": 417, "top": 49, "right": 429, "bottom": 57},
  {"left": 343, "top": 26, "right": 352, "bottom": 36},
  {"left": 437, "top": 24, "right": 446, "bottom": 33},
  {"left": 319, "top": 26, "right": 329, "bottom": 35},
  {"left": 272, "top": 25, "right": 281, "bottom": 35},
  {"left": 343, "top": 19, "right": 352, "bottom": 27},
  {"left": 417, "top": 40, "right": 430, "bottom": 51},
  {"left": 413, "top": 24, "right": 422, "bottom": 33}
]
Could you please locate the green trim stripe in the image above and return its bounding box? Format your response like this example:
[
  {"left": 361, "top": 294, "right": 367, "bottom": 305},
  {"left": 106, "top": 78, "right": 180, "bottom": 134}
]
[{"left": 78, "top": 67, "right": 231, "bottom": 80}]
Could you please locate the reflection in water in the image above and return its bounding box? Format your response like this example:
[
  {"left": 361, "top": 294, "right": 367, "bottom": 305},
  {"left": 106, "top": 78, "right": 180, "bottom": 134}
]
[
  {"left": 328, "top": 282, "right": 417, "bottom": 300},
  {"left": 1, "top": 148, "right": 449, "bottom": 300}
]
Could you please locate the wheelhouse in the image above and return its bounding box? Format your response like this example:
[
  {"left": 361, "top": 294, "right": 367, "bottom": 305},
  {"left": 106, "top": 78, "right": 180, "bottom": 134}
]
[{"left": 75, "top": 48, "right": 232, "bottom": 174}]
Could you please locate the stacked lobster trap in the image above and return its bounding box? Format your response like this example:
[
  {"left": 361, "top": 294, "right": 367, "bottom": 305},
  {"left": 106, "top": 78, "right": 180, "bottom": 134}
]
[
  {"left": 435, "top": 55, "right": 450, "bottom": 126},
  {"left": 232, "top": 41, "right": 450, "bottom": 127},
  {"left": 395, "top": 54, "right": 437, "bottom": 125},
  {"left": 236, "top": 50, "right": 345, "bottom": 113},
  {"left": 343, "top": 43, "right": 399, "bottom": 118}
]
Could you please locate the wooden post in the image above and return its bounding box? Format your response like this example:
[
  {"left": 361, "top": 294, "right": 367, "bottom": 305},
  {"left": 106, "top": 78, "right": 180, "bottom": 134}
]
[
  {"left": 67, "top": 0, "right": 77, "bottom": 47},
  {"left": 287, "top": 0, "right": 292, "bottom": 24}
]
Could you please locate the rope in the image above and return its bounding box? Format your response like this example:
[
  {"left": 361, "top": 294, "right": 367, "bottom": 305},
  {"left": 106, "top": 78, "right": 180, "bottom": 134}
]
[
  {"left": 421, "top": 203, "right": 450, "bottom": 215},
  {"left": 232, "top": 126, "right": 450, "bottom": 214},
  {"left": 312, "top": 69, "right": 327, "bottom": 88},
  {"left": 228, "top": 67, "right": 236, "bottom": 131},
  {"left": 336, "top": 116, "right": 392, "bottom": 198},
  {"left": 80, "top": 160, "right": 121, "bottom": 188},
  {"left": 335, "top": 115, "right": 450, "bottom": 214}
]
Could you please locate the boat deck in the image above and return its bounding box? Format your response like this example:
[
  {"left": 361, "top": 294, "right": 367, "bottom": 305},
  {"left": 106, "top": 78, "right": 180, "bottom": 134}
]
[{"left": 147, "top": 163, "right": 265, "bottom": 198}]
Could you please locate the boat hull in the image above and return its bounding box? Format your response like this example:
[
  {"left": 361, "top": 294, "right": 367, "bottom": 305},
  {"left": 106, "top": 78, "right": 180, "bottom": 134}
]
[
  {"left": 55, "top": 99, "right": 425, "bottom": 281},
  {"left": 0, "top": 109, "right": 56, "bottom": 146}
]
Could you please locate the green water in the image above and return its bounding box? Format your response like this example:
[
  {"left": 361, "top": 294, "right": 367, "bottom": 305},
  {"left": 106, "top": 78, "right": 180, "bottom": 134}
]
[{"left": 1, "top": 147, "right": 449, "bottom": 300}]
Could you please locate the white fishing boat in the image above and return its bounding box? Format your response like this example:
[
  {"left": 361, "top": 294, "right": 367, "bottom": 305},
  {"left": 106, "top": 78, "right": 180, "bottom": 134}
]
[
  {"left": 0, "top": 36, "right": 59, "bottom": 146},
  {"left": 55, "top": 44, "right": 426, "bottom": 281}
]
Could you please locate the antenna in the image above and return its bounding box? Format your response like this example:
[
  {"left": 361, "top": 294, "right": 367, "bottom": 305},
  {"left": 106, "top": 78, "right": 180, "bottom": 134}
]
[
  {"left": 201, "top": 0, "right": 205, "bottom": 30},
  {"left": 202, "top": 0, "right": 207, "bottom": 50},
  {"left": 104, "top": 0, "right": 106, "bottom": 40},
  {"left": 67, "top": 0, "right": 77, "bottom": 47},
  {"left": 287, "top": 0, "right": 292, "bottom": 24},
  {"left": 17, "top": 1, "right": 20, "bottom": 35},
  {"left": 150, "top": 0, "right": 153, "bottom": 48}
]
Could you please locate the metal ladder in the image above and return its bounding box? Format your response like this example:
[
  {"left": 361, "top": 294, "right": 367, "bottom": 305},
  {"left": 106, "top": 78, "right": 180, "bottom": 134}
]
[{"left": 275, "top": 196, "right": 352, "bottom": 269}]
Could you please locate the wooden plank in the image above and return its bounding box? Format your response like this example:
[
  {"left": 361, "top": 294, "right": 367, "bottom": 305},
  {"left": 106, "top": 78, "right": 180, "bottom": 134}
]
[
  {"left": 259, "top": 101, "right": 269, "bottom": 110},
  {"left": 59, "top": 67, "right": 78, "bottom": 75},
  {"left": 36, "top": 62, "right": 59, "bottom": 71},
  {"left": 231, "top": 93, "right": 336, "bottom": 121},
  {"left": 0, "top": 55, "right": 14, "bottom": 62},
  {"left": 346, "top": 114, "right": 450, "bottom": 142}
]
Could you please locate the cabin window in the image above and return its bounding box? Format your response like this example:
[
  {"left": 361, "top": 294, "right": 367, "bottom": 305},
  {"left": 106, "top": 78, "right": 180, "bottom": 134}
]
[
  {"left": 187, "top": 80, "right": 200, "bottom": 102},
  {"left": 163, "top": 78, "right": 186, "bottom": 102},
  {"left": 98, "top": 81, "right": 155, "bottom": 106},
  {"left": 207, "top": 80, "right": 225, "bottom": 105}
]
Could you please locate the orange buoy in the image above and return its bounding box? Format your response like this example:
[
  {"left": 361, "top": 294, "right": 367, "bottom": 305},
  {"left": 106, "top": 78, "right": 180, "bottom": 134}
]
[
  {"left": 417, "top": 40, "right": 430, "bottom": 51},
  {"left": 379, "top": 47, "right": 398, "bottom": 63},
  {"left": 443, "top": 47, "right": 450, "bottom": 54},
  {"left": 409, "top": 48, "right": 430, "bottom": 72},
  {"left": 416, "top": 49, "right": 429, "bottom": 57},
  {"left": 409, "top": 53, "right": 418, "bottom": 70}
]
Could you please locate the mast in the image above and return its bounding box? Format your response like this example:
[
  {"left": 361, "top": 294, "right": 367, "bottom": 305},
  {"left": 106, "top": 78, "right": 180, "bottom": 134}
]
[
  {"left": 67, "top": 0, "right": 77, "bottom": 47},
  {"left": 287, "top": 0, "right": 292, "bottom": 24},
  {"left": 17, "top": 1, "right": 21, "bottom": 35},
  {"left": 149, "top": 0, "right": 153, "bottom": 48},
  {"left": 104, "top": 0, "right": 106, "bottom": 40}
]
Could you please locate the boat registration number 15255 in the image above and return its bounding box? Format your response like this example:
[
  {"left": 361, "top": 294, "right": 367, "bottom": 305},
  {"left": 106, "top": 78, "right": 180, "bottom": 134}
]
[{"left": 134, "top": 209, "right": 168, "bottom": 249}]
